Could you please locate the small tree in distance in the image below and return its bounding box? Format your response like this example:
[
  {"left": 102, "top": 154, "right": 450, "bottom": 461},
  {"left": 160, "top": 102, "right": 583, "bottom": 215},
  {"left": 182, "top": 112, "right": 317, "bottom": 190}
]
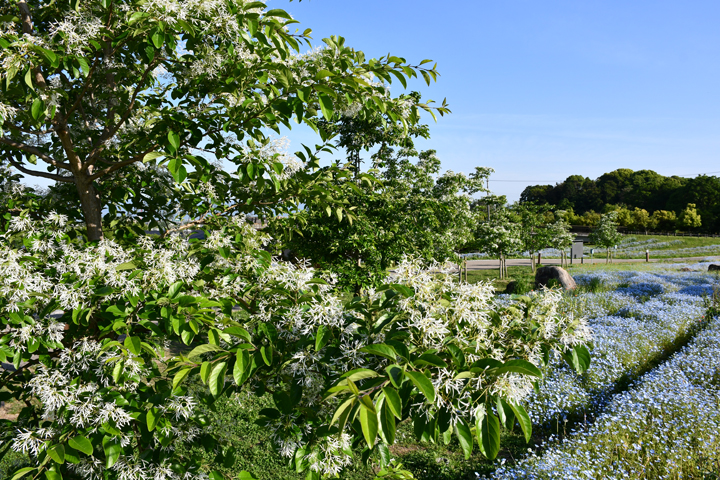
[
  {"left": 475, "top": 207, "right": 523, "bottom": 279},
  {"left": 678, "top": 203, "right": 702, "bottom": 230},
  {"left": 590, "top": 211, "right": 623, "bottom": 263},
  {"left": 546, "top": 217, "right": 574, "bottom": 268},
  {"left": 516, "top": 203, "right": 553, "bottom": 273}
]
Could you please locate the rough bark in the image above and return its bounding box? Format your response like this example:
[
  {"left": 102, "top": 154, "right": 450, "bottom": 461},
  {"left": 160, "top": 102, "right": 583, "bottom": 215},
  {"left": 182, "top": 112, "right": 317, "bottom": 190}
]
[
  {"left": 75, "top": 174, "right": 104, "bottom": 242},
  {"left": 15, "top": 1, "right": 105, "bottom": 241}
]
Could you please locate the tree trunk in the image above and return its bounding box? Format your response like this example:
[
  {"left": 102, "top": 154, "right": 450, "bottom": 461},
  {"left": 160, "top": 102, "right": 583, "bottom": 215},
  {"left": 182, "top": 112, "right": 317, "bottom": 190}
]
[
  {"left": 530, "top": 249, "right": 535, "bottom": 273},
  {"left": 75, "top": 175, "right": 104, "bottom": 242}
]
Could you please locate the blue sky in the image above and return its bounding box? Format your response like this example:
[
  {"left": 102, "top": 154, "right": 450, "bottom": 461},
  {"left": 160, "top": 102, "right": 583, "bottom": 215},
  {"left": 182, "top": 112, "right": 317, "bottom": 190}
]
[{"left": 279, "top": 0, "right": 720, "bottom": 201}]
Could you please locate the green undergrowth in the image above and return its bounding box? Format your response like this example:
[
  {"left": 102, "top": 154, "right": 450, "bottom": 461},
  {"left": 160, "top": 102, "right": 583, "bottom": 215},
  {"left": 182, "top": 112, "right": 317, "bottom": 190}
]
[
  {"left": 464, "top": 266, "right": 536, "bottom": 292},
  {"left": 167, "top": 384, "right": 535, "bottom": 480}
]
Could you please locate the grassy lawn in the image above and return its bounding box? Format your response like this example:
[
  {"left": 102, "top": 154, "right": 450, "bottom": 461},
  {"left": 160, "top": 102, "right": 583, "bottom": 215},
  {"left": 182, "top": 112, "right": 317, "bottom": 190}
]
[{"left": 465, "top": 266, "right": 535, "bottom": 292}]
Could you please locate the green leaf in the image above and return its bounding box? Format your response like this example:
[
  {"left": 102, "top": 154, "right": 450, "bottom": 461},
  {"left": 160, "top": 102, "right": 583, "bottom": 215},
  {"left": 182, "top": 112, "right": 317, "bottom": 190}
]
[
  {"left": 31, "top": 98, "right": 44, "bottom": 120},
  {"left": 102, "top": 436, "right": 122, "bottom": 468},
  {"left": 379, "top": 398, "right": 396, "bottom": 444},
  {"left": 246, "top": 163, "right": 256, "bottom": 180},
  {"left": 341, "top": 368, "right": 379, "bottom": 382},
  {"left": 168, "top": 282, "right": 183, "bottom": 299},
  {"left": 167, "top": 157, "right": 187, "bottom": 183},
  {"left": 187, "top": 343, "right": 223, "bottom": 359},
  {"left": 455, "top": 420, "right": 473, "bottom": 459},
  {"left": 404, "top": 371, "right": 435, "bottom": 404},
  {"left": 573, "top": 344, "right": 591, "bottom": 374},
  {"left": 200, "top": 361, "right": 212, "bottom": 384},
  {"left": 151, "top": 29, "right": 164, "bottom": 49},
  {"left": 44, "top": 472, "right": 62, "bottom": 480},
  {"left": 496, "top": 397, "right": 515, "bottom": 429},
  {"left": 260, "top": 345, "right": 272, "bottom": 366},
  {"left": 167, "top": 131, "right": 180, "bottom": 153},
  {"left": 359, "top": 344, "right": 396, "bottom": 361},
  {"left": 47, "top": 444, "right": 65, "bottom": 464},
  {"left": 10, "top": 467, "right": 36, "bottom": 480},
  {"left": 238, "top": 471, "right": 259, "bottom": 480},
  {"left": 330, "top": 396, "right": 354, "bottom": 426},
  {"left": 416, "top": 353, "right": 448, "bottom": 368},
  {"left": 495, "top": 359, "right": 542, "bottom": 377},
  {"left": 233, "top": 349, "right": 251, "bottom": 385},
  {"left": 142, "top": 152, "right": 164, "bottom": 162},
  {"left": 124, "top": 336, "right": 141, "bottom": 355},
  {"left": 476, "top": 410, "right": 500, "bottom": 460},
  {"left": 68, "top": 435, "right": 93, "bottom": 456},
  {"left": 385, "top": 364, "right": 404, "bottom": 388},
  {"left": 147, "top": 407, "right": 160, "bottom": 431},
  {"left": 62, "top": 445, "right": 80, "bottom": 464},
  {"left": 173, "top": 367, "right": 192, "bottom": 391},
  {"left": 77, "top": 57, "right": 89, "bottom": 76},
  {"left": 315, "top": 325, "right": 331, "bottom": 351},
  {"left": 507, "top": 401, "right": 533, "bottom": 443},
  {"left": 389, "top": 284, "right": 414, "bottom": 297},
  {"left": 24, "top": 67, "right": 33, "bottom": 90},
  {"left": 114, "top": 262, "right": 136, "bottom": 271},
  {"left": 359, "top": 403, "right": 378, "bottom": 448},
  {"left": 209, "top": 361, "right": 227, "bottom": 397},
  {"left": 382, "top": 387, "right": 402, "bottom": 419},
  {"left": 318, "top": 93, "right": 333, "bottom": 120},
  {"left": 224, "top": 326, "right": 252, "bottom": 342},
  {"left": 264, "top": 8, "right": 293, "bottom": 20}
]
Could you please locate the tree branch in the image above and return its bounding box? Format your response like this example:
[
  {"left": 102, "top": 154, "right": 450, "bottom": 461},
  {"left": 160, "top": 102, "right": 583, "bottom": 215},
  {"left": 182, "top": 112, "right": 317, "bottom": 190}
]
[
  {"left": 6, "top": 123, "right": 55, "bottom": 136},
  {"left": 5, "top": 157, "right": 74, "bottom": 183},
  {"left": 16, "top": 1, "right": 47, "bottom": 89},
  {"left": 88, "top": 145, "right": 157, "bottom": 180},
  {"left": 86, "top": 59, "right": 160, "bottom": 167},
  {"left": 0, "top": 137, "right": 71, "bottom": 170},
  {"left": 64, "top": 56, "right": 101, "bottom": 119}
]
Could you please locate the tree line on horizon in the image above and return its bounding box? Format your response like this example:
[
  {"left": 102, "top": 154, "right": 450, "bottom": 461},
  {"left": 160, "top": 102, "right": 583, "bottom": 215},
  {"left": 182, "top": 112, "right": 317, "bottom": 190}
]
[{"left": 519, "top": 168, "right": 719, "bottom": 232}]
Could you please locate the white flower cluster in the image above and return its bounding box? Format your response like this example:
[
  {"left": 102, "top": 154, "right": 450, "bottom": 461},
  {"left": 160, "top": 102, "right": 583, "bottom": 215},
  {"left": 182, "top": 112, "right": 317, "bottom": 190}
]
[
  {"left": 49, "top": 8, "right": 104, "bottom": 56},
  {"left": 1, "top": 213, "right": 594, "bottom": 479}
]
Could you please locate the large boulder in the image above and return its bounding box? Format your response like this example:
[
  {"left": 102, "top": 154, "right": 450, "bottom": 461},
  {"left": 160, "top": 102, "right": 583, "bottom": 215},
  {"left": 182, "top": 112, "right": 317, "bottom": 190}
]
[
  {"left": 709, "top": 264, "right": 720, "bottom": 272},
  {"left": 535, "top": 266, "right": 577, "bottom": 291}
]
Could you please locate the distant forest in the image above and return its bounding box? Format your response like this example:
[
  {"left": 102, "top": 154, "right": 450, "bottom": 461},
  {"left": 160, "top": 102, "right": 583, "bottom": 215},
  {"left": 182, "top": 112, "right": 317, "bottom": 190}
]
[{"left": 519, "top": 169, "right": 720, "bottom": 233}]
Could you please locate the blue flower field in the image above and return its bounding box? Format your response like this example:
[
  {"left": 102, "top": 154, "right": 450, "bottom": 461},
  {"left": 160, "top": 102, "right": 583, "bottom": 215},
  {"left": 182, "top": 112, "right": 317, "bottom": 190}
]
[{"left": 488, "top": 263, "right": 720, "bottom": 479}]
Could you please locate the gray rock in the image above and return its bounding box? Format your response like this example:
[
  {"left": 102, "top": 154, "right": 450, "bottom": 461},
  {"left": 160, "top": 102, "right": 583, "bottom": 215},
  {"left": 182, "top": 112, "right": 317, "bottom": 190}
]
[
  {"left": 709, "top": 264, "right": 720, "bottom": 272},
  {"left": 535, "top": 266, "right": 577, "bottom": 291}
]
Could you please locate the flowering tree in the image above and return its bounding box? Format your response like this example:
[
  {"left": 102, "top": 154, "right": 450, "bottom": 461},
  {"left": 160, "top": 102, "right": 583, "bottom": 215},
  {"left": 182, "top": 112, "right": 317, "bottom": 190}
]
[
  {"left": 546, "top": 217, "right": 574, "bottom": 268},
  {"left": 0, "top": 0, "right": 446, "bottom": 240},
  {"left": 589, "top": 212, "right": 623, "bottom": 263},
  {"left": 473, "top": 207, "right": 523, "bottom": 279},
  {"left": 0, "top": 213, "right": 592, "bottom": 480},
  {"left": 515, "top": 203, "right": 553, "bottom": 273}
]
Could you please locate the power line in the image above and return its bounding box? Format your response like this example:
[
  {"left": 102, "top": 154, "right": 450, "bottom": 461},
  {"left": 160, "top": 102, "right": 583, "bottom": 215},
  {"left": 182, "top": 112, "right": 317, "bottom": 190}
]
[
  {"left": 490, "top": 169, "right": 720, "bottom": 184},
  {"left": 490, "top": 179, "right": 549, "bottom": 183},
  {"left": 678, "top": 170, "right": 720, "bottom": 177}
]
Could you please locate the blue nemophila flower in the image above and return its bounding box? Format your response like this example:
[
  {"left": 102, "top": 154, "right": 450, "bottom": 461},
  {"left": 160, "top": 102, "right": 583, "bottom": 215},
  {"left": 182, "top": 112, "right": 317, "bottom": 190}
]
[{"left": 486, "top": 266, "right": 720, "bottom": 479}]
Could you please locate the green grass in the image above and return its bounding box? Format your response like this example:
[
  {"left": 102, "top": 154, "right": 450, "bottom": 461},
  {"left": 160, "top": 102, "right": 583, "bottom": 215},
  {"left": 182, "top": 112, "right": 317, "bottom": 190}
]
[
  {"left": 617, "top": 233, "right": 720, "bottom": 249},
  {"left": 464, "top": 266, "right": 536, "bottom": 292}
]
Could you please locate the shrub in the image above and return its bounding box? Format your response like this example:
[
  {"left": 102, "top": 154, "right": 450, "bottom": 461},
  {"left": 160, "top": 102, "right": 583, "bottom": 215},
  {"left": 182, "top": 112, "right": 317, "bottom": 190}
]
[{"left": 0, "top": 215, "right": 591, "bottom": 479}]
